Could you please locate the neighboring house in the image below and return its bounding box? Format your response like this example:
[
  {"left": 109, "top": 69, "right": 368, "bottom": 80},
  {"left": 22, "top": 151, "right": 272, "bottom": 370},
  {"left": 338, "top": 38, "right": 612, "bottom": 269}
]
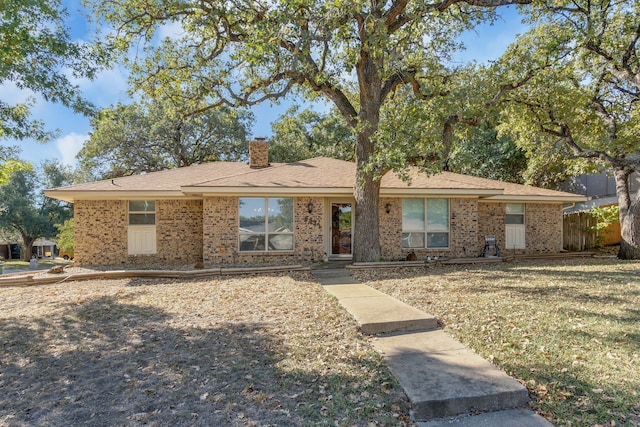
[
  {"left": 45, "top": 141, "right": 587, "bottom": 268},
  {"left": 32, "top": 239, "right": 56, "bottom": 259}
]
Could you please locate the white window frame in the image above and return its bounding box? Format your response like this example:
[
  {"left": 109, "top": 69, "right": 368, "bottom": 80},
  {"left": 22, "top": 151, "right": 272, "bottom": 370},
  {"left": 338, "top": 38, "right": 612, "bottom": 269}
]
[
  {"left": 127, "top": 201, "right": 157, "bottom": 255},
  {"left": 402, "top": 198, "right": 450, "bottom": 250},
  {"left": 238, "top": 197, "right": 294, "bottom": 252}
]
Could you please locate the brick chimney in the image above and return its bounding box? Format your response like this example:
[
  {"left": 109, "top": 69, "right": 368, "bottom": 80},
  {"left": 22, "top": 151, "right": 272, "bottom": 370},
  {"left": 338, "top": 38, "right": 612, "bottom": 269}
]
[{"left": 249, "top": 137, "right": 269, "bottom": 168}]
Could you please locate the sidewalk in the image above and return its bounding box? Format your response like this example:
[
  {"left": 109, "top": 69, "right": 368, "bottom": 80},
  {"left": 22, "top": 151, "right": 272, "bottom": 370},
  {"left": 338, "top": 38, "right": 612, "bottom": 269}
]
[{"left": 312, "top": 267, "right": 553, "bottom": 426}]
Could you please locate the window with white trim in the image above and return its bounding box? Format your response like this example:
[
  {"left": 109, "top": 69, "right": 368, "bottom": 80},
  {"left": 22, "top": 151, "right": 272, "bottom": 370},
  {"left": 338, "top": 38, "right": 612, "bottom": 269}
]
[
  {"left": 402, "top": 198, "right": 449, "bottom": 249},
  {"left": 239, "top": 197, "right": 294, "bottom": 252},
  {"left": 505, "top": 203, "right": 526, "bottom": 249},
  {"left": 505, "top": 203, "right": 525, "bottom": 224},
  {"left": 128, "top": 201, "right": 157, "bottom": 254}
]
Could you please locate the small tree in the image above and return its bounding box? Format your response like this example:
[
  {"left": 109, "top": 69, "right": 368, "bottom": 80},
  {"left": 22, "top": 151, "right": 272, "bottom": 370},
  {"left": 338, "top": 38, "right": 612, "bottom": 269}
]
[
  {"left": 55, "top": 218, "right": 74, "bottom": 253},
  {"left": 586, "top": 205, "right": 620, "bottom": 249}
]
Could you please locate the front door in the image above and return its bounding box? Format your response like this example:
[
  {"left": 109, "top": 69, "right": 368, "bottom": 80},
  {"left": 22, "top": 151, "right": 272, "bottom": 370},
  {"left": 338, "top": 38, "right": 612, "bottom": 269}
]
[{"left": 331, "top": 203, "right": 352, "bottom": 257}]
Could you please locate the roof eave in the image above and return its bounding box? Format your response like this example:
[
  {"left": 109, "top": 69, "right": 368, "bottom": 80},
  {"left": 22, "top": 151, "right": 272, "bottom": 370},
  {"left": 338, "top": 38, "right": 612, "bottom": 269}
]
[
  {"left": 380, "top": 188, "right": 503, "bottom": 197},
  {"left": 44, "top": 190, "right": 191, "bottom": 203},
  {"left": 484, "top": 195, "right": 590, "bottom": 203},
  {"left": 181, "top": 186, "right": 355, "bottom": 196}
]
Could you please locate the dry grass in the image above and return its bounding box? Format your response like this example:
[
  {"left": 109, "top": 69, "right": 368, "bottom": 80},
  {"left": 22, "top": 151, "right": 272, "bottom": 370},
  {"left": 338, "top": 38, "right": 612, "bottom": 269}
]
[
  {"left": 354, "top": 257, "right": 640, "bottom": 426},
  {"left": 0, "top": 272, "right": 411, "bottom": 427}
]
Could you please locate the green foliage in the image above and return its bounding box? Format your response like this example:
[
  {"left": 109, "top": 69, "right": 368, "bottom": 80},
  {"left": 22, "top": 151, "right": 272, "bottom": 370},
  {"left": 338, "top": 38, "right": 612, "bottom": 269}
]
[
  {"left": 0, "top": 146, "right": 32, "bottom": 185},
  {"left": 0, "top": 0, "right": 100, "bottom": 141},
  {"left": 78, "top": 100, "right": 254, "bottom": 179},
  {"left": 55, "top": 218, "right": 74, "bottom": 252},
  {"left": 269, "top": 106, "right": 354, "bottom": 163},
  {"left": 0, "top": 161, "right": 73, "bottom": 260},
  {"left": 586, "top": 205, "right": 620, "bottom": 248},
  {"left": 449, "top": 123, "right": 528, "bottom": 183}
]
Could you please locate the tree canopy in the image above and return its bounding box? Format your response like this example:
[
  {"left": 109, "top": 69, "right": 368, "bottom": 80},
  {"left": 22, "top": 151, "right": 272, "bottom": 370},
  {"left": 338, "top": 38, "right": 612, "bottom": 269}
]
[
  {"left": 0, "top": 161, "right": 73, "bottom": 260},
  {"left": 0, "top": 0, "right": 99, "bottom": 142},
  {"left": 499, "top": 1, "right": 640, "bottom": 258},
  {"left": 91, "top": 0, "right": 531, "bottom": 261},
  {"left": 77, "top": 100, "right": 254, "bottom": 179},
  {"left": 269, "top": 106, "right": 354, "bottom": 163}
]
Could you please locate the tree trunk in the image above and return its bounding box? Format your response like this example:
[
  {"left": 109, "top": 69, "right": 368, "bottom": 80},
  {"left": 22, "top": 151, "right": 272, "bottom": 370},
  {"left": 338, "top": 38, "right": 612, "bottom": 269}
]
[
  {"left": 614, "top": 168, "right": 640, "bottom": 259},
  {"left": 23, "top": 236, "right": 34, "bottom": 261},
  {"left": 353, "top": 132, "right": 382, "bottom": 263}
]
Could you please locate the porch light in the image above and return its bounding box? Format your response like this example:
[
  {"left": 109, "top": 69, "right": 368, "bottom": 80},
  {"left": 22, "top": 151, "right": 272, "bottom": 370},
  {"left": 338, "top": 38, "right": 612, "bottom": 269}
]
[
  {"left": 307, "top": 201, "right": 314, "bottom": 214},
  {"left": 385, "top": 203, "right": 391, "bottom": 214}
]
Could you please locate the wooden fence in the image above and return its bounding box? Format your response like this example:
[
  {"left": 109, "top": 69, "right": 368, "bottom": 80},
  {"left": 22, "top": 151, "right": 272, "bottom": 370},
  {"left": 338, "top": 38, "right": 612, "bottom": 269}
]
[{"left": 563, "top": 211, "right": 621, "bottom": 251}]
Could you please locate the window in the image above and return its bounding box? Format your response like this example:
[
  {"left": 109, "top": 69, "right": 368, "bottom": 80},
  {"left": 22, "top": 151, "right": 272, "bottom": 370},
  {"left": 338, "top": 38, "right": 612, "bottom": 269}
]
[
  {"left": 402, "top": 198, "right": 449, "bottom": 249},
  {"left": 129, "top": 200, "right": 156, "bottom": 225},
  {"left": 128, "top": 201, "right": 156, "bottom": 255},
  {"left": 505, "top": 203, "right": 525, "bottom": 224},
  {"left": 505, "top": 203, "right": 526, "bottom": 249},
  {"left": 239, "top": 197, "right": 294, "bottom": 251}
]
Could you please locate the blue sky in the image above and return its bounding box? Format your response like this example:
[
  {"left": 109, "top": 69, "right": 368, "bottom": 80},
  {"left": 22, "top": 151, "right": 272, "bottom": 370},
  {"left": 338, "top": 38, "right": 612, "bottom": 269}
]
[{"left": 1, "top": 3, "right": 527, "bottom": 167}]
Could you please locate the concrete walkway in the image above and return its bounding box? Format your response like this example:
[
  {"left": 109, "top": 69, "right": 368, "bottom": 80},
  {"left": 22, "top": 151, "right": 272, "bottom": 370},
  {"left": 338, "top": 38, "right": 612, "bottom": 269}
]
[{"left": 312, "top": 267, "right": 553, "bottom": 426}]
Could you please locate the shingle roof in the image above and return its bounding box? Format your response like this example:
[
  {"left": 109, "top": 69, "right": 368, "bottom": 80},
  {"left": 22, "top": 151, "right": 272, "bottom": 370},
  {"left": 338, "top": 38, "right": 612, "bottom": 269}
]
[{"left": 45, "top": 157, "right": 587, "bottom": 203}]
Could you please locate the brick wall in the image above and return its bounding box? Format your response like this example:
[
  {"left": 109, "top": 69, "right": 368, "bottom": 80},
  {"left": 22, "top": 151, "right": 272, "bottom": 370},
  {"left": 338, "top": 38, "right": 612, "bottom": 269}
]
[
  {"left": 249, "top": 140, "right": 269, "bottom": 168},
  {"left": 478, "top": 202, "right": 563, "bottom": 255},
  {"left": 379, "top": 198, "right": 479, "bottom": 261},
  {"left": 202, "top": 196, "right": 324, "bottom": 266},
  {"left": 156, "top": 200, "right": 203, "bottom": 264},
  {"left": 74, "top": 200, "right": 128, "bottom": 266},
  {"left": 74, "top": 199, "right": 203, "bottom": 268},
  {"left": 478, "top": 201, "right": 506, "bottom": 253},
  {"left": 526, "top": 203, "right": 563, "bottom": 253}
]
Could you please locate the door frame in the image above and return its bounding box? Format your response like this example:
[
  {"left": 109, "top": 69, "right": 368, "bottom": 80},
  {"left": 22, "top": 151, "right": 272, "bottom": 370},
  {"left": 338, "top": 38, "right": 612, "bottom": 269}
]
[{"left": 326, "top": 199, "right": 355, "bottom": 260}]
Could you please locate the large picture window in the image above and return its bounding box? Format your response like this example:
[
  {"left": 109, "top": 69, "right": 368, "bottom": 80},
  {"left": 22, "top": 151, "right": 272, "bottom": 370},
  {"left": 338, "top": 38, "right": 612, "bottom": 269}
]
[
  {"left": 128, "top": 200, "right": 156, "bottom": 254},
  {"left": 402, "top": 198, "right": 449, "bottom": 249},
  {"left": 239, "top": 197, "right": 294, "bottom": 251}
]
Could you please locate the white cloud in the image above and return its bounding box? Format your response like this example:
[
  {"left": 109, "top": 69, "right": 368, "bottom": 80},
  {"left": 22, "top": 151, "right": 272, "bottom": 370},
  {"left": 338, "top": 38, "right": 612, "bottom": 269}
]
[{"left": 56, "top": 132, "right": 88, "bottom": 166}]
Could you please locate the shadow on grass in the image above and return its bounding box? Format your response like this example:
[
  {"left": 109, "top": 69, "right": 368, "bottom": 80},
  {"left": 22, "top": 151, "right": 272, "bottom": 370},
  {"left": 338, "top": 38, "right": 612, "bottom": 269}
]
[{"left": 0, "top": 294, "right": 408, "bottom": 426}]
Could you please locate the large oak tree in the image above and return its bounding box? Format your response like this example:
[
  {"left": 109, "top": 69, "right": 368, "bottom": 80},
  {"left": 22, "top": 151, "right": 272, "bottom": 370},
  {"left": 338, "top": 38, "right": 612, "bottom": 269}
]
[
  {"left": 91, "top": 0, "right": 530, "bottom": 261},
  {"left": 499, "top": 2, "right": 640, "bottom": 259}
]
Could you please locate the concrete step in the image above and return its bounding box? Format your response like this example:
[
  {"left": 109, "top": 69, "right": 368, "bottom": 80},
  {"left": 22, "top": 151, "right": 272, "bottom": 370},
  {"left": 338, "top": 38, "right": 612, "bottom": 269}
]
[
  {"left": 321, "top": 282, "right": 439, "bottom": 334},
  {"left": 418, "top": 408, "right": 553, "bottom": 427},
  {"left": 373, "top": 330, "right": 530, "bottom": 421}
]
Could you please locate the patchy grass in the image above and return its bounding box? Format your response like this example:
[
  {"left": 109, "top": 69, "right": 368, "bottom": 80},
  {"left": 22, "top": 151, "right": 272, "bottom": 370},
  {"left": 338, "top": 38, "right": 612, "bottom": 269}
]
[
  {"left": 354, "top": 258, "right": 640, "bottom": 426},
  {"left": 0, "top": 273, "right": 412, "bottom": 426}
]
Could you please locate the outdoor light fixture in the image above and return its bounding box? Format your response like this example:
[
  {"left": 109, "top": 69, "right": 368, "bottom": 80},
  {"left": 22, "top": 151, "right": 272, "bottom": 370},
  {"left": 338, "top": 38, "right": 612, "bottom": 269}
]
[
  {"left": 307, "top": 201, "right": 314, "bottom": 214},
  {"left": 385, "top": 203, "right": 391, "bottom": 214}
]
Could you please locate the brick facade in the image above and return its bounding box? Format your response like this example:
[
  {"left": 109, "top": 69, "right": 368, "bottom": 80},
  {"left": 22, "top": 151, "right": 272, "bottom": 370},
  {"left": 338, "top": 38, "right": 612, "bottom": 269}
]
[
  {"left": 379, "top": 198, "right": 479, "bottom": 261},
  {"left": 202, "top": 196, "right": 325, "bottom": 266},
  {"left": 74, "top": 199, "right": 203, "bottom": 268},
  {"left": 73, "top": 197, "right": 564, "bottom": 268},
  {"left": 74, "top": 200, "right": 128, "bottom": 266},
  {"left": 478, "top": 202, "right": 563, "bottom": 256},
  {"left": 156, "top": 200, "right": 203, "bottom": 264}
]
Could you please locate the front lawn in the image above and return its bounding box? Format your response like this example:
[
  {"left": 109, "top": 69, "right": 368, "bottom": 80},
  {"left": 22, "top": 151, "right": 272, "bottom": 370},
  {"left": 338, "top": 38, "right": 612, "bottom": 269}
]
[
  {"left": 0, "top": 272, "right": 411, "bottom": 426},
  {"left": 354, "top": 257, "right": 640, "bottom": 426}
]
